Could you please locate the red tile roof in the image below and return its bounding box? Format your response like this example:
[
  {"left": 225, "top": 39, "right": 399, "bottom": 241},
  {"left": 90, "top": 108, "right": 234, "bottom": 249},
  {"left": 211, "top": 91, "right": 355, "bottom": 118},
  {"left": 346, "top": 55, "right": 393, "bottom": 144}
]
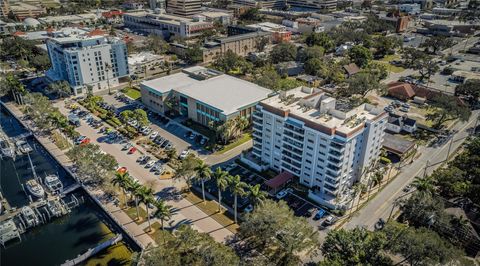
[
  {"left": 387, "top": 82, "right": 415, "bottom": 100},
  {"left": 13, "top": 31, "right": 26, "bottom": 36},
  {"left": 87, "top": 28, "right": 106, "bottom": 37},
  {"left": 265, "top": 171, "right": 294, "bottom": 189},
  {"left": 102, "top": 10, "right": 124, "bottom": 18}
]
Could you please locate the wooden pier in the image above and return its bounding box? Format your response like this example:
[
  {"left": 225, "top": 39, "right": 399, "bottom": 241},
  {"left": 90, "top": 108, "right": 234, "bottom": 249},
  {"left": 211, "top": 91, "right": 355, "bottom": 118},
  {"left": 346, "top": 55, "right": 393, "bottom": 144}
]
[{"left": 61, "top": 234, "right": 123, "bottom": 266}]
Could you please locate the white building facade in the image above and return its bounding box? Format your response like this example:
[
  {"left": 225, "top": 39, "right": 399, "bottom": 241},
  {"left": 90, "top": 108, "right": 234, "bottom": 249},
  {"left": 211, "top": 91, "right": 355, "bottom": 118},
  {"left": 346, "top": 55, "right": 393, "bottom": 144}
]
[
  {"left": 46, "top": 34, "right": 129, "bottom": 95},
  {"left": 251, "top": 87, "right": 387, "bottom": 209}
]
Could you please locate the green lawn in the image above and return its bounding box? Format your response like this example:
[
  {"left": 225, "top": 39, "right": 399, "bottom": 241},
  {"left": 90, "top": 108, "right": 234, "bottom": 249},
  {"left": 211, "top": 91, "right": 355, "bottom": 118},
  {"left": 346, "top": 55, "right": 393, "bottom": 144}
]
[
  {"left": 374, "top": 54, "right": 405, "bottom": 73},
  {"left": 123, "top": 87, "right": 141, "bottom": 100},
  {"left": 215, "top": 133, "right": 252, "bottom": 155},
  {"left": 124, "top": 205, "right": 148, "bottom": 224},
  {"left": 145, "top": 222, "right": 175, "bottom": 244},
  {"left": 184, "top": 192, "right": 239, "bottom": 233}
]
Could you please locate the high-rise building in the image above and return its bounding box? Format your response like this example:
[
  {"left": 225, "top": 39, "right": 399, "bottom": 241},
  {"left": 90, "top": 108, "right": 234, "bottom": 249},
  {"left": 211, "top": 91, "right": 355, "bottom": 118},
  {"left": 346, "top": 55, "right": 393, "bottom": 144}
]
[
  {"left": 0, "top": 0, "right": 10, "bottom": 18},
  {"left": 251, "top": 87, "right": 387, "bottom": 208},
  {"left": 167, "top": 0, "right": 202, "bottom": 17},
  {"left": 149, "top": 0, "right": 166, "bottom": 10},
  {"left": 45, "top": 32, "right": 129, "bottom": 95},
  {"left": 287, "top": 0, "right": 337, "bottom": 10}
]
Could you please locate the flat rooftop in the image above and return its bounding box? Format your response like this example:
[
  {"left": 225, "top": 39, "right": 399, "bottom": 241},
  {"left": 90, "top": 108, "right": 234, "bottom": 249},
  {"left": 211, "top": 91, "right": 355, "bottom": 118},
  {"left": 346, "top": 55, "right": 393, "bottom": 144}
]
[
  {"left": 260, "top": 87, "right": 385, "bottom": 135},
  {"left": 141, "top": 67, "right": 272, "bottom": 115}
]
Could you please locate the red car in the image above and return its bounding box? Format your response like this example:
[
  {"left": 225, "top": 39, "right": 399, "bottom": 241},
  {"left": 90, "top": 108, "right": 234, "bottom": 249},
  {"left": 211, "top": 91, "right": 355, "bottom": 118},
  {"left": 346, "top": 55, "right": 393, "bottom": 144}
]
[
  {"left": 128, "top": 147, "right": 137, "bottom": 154},
  {"left": 117, "top": 167, "right": 128, "bottom": 174},
  {"left": 80, "top": 138, "right": 91, "bottom": 145}
]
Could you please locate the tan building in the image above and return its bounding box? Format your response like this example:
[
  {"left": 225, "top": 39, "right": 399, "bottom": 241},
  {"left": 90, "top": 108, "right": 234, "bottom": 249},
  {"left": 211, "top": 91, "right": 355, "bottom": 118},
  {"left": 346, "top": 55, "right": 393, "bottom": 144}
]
[
  {"left": 167, "top": 0, "right": 202, "bottom": 17},
  {"left": 1, "top": 0, "right": 10, "bottom": 18},
  {"left": 170, "top": 31, "right": 271, "bottom": 63},
  {"left": 9, "top": 2, "right": 45, "bottom": 20},
  {"left": 140, "top": 66, "right": 272, "bottom": 127}
]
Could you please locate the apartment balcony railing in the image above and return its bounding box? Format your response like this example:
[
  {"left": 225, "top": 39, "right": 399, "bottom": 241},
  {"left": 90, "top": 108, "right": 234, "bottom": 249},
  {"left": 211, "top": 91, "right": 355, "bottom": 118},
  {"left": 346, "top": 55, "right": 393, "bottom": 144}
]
[
  {"left": 282, "top": 150, "right": 302, "bottom": 163},
  {"left": 283, "top": 135, "right": 303, "bottom": 148},
  {"left": 283, "top": 129, "right": 304, "bottom": 142},
  {"left": 282, "top": 143, "right": 303, "bottom": 156}
]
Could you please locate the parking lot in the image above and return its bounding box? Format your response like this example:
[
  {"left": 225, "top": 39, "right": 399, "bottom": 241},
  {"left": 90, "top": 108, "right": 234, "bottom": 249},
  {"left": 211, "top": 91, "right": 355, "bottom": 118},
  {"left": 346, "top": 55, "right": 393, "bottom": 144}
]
[
  {"left": 101, "top": 93, "right": 211, "bottom": 156},
  {"left": 201, "top": 162, "right": 337, "bottom": 230}
]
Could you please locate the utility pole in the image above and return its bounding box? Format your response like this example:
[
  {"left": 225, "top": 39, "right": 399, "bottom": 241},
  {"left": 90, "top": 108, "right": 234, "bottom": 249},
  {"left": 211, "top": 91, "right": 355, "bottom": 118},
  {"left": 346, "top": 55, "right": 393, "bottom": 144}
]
[
  {"left": 445, "top": 135, "right": 454, "bottom": 161},
  {"left": 423, "top": 160, "right": 430, "bottom": 177}
]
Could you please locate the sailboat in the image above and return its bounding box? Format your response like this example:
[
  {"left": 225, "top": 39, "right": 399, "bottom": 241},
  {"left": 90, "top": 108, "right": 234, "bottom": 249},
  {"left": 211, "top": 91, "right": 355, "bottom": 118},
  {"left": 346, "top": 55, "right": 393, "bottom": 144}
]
[{"left": 25, "top": 153, "right": 45, "bottom": 198}]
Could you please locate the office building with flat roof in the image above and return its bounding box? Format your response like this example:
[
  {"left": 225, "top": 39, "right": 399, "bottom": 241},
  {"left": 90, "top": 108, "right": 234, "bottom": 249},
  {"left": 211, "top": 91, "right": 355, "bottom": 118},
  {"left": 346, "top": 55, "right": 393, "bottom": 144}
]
[
  {"left": 46, "top": 32, "right": 129, "bottom": 95},
  {"left": 251, "top": 87, "right": 387, "bottom": 208},
  {"left": 167, "top": 0, "right": 202, "bottom": 17},
  {"left": 140, "top": 66, "right": 272, "bottom": 126}
]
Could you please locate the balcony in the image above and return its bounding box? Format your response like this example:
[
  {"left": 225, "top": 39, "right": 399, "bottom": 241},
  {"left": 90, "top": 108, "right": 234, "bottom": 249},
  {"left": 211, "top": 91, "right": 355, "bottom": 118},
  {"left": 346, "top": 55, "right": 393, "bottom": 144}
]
[
  {"left": 283, "top": 135, "right": 303, "bottom": 148},
  {"left": 328, "top": 149, "right": 344, "bottom": 159},
  {"left": 325, "top": 178, "right": 339, "bottom": 188},
  {"left": 330, "top": 142, "right": 345, "bottom": 152},
  {"left": 281, "top": 157, "right": 302, "bottom": 169},
  {"left": 282, "top": 143, "right": 303, "bottom": 156},
  {"left": 283, "top": 129, "right": 304, "bottom": 142},
  {"left": 282, "top": 150, "right": 302, "bottom": 163},
  {"left": 252, "top": 130, "right": 262, "bottom": 138},
  {"left": 253, "top": 111, "right": 263, "bottom": 120},
  {"left": 253, "top": 124, "right": 262, "bottom": 132},
  {"left": 253, "top": 143, "right": 262, "bottom": 150},
  {"left": 326, "top": 165, "right": 341, "bottom": 176},
  {"left": 327, "top": 156, "right": 342, "bottom": 166},
  {"left": 281, "top": 162, "right": 301, "bottom": 175}
]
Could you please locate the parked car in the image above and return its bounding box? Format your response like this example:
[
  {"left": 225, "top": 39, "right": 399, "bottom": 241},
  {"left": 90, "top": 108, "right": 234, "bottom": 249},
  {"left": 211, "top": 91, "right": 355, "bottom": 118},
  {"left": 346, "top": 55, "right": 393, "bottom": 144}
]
[
  {"left": 244, "top": 204, "right": 254, "bottom": 213},
  {"left": 122, "top": 143, "right": 133, "bottom": 150},
  {"left": 403, "top": 184, "right": 412, "bottom": 193},
  {"left": 184, "top": 131, "right": 192, "bottom": 138},
  {"left": 313, "top": 208, "right": 326, "bottom": 221},
  {"left": 137, "top": 155, "right": 147, "bottom": 162},
  {"left": 189, "top": 133, "right": 196, "bottom": 140},
  {"left": 179, "top": 150, "right": 190, "bottom": 159},
  {"left": 150, "top": 131, "right": 159, "bottom": 139},
  {"left": 200, "top": 137, "right": 207, "bottom": 146},
  {"left": 128, "top": 147, "right": 137, "bottom": 154},
  {"left": 145, "top": 160, "right": 156, "bottom": 168},
  {"left": 275, "top": 188, "right": 293, "bottom": 199},
  {"left": 74, "top": 136, "right": 87, "bottom": 145},
  {"left": 323, "top": 215, "right": 336, "bottom": 226},
  {"left": 400, "top": 106, "right": 409, "bottom": 112}
]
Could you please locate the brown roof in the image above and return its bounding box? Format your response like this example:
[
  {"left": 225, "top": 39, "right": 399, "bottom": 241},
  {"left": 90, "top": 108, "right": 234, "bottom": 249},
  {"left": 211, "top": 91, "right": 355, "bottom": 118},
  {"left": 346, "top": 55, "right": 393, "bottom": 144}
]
[
  {"left": 87, "top": 28, "right": 106, "bottom": 37},
  {"left": 383, "top": 133, "right": 415, "bottom": 155},
  {"left": 265, "top": 171, "right": 294, "bottom": 189},
  {"left": 343, "top": 63, "right": 360, "bottom": 76},
  {"left": 387, "top": 82, "right": 415, "bottom": 100}
]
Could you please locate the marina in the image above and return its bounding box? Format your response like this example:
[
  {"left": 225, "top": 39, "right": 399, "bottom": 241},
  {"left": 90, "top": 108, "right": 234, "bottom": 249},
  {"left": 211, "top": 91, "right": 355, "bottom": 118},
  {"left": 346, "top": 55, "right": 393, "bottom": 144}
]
[{"left": 0, "top": 106, "right": 136, "bottom": 265}]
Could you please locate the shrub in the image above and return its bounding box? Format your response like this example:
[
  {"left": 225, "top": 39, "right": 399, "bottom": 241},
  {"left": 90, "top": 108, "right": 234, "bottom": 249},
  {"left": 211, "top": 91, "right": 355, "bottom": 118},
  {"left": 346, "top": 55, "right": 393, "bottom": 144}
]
[{"left": 380, "top": 157, "right": 392, "bottom": 164}]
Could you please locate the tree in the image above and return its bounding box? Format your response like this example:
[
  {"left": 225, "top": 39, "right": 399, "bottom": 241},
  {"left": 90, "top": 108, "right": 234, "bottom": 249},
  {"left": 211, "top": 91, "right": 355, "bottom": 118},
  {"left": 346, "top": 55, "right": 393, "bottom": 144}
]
[
  {"left": 372, "top": 35, "right": 401, "bottom": 58},
  {"left": 129, "top": 180, "right": 143, "bottom": 220},
  {"left": 137, "top": 185, "right": 155, "bottom": 232},
  {"left": 143, "top": 225, "right": 239, "bottom": 266},
  {"left": 246, "top": 184, "right": 267, "bottom": 206},
  {"left": 270, "top": 42, "right": 297, "bottom": 64},
  {"left": 364, "top": 62, "right": 388, "bottom": 80},
  {"left": 24, "top": 93, "right": 56, "bottom": 131},
  {"left": 340, "top": 71, "right": 387, "bottom": 97},
  {"left": 455, "top": 79, "right": 480, "bottom": 105},
  {"left": 212, "top": 50, "right": 252, "bottom": 75},
  {"left": 213, "top": 167, "right": 229, "bottom": 212},
  {"left": 401, "top": 47, "right": 428, "bottom": 68},
  {"left": 297, "top": 45, "right": 325, "bottom": 63},
  {"left": 145, "top": 34, "right": 169, "bottom": 55},
  {"left": 305, "top": 32, "right": 334, "bottom": 51},
  {"left": 421, "top": 36, "right": 454, "bottom": 55},
  {"left": 152, "top": 199, "right": 173, "bottom": 232},
  {"left": 399, "top": 192, "right": 446, "bottom": 227},
  {"left": 47, "top": 80, "right": 71, "bottom": 98},
  {"left": 1, "top": 73, "right": 26, "bottom": 103},
  {"left": 66, "top": 143, "right": 117, "bottom": 185},
  {"left": 253, "top": 65, "right": 282, "bottom": 90},
  {"left": 348, "top": 45, "right": 373, "bottom": 68},
  {"left": 228, "top": 175, "right": 246, "bottom": 223},
  {"left": 173, "top": 153, "right": 199, "bottom": 188},
  {"left": 185, "top": 45, "right": 203, "bottom": 64},
  {"left": 321, "top": 227, "right": 392, "bottom": 266},
  {"left": 238, "top": 200, "right": 320, "bottom": 264},
  {"left": 30, "top": 54, "right": 51, "bottom": 71},
  {"left": 383, "top": 222, "right": 463, "bottom": 266},
  {"left": 413, "top": 55, "right": 439, "bottom": 82},
  {"left": 193, "top": 160, "right": 212, "bottom": 203},
  {"left": 112, "top": 172, "right": 131, "bottom": 208},
  {"left": 412, "top": 176, "right": 436, "bottom": 196},
  {"left": 431, "top": 167, "right": 470, "bottom": 198},
  {"left": 426, "top": 94, "right": 471, "bottom": 129},
  {"left": 239, "top": 8, "right": 263, "bottom": 22},
  {"left": 212, "top": 116, "right": 249, "bottom": 145},
  {"left": 255, "top": 36, "right": 269, "bottom": 52}
]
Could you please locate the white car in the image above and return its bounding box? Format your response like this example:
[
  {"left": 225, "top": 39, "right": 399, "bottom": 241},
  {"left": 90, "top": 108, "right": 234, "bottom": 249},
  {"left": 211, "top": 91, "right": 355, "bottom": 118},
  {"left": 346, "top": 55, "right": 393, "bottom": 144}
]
[
  {"left": 150, "top": 131, "right": 159, "bottom": 139},
  {"left": 275, "top": 188, "right": 293, "bottom": 200},
  {"left": 179, "top": 150, "right": 190, "bottom": 160},
  {"left": 128, "top": 120, "right": 138, "bottom": 127},
  {"left": 122, "top": 143, "right": 132, "bottom": 150},
  {"left": 189, "top": 133, "right": 196, "bottom": 140},
  {"left": 145, "top": 160, "right": 156, "bottom": 168}
]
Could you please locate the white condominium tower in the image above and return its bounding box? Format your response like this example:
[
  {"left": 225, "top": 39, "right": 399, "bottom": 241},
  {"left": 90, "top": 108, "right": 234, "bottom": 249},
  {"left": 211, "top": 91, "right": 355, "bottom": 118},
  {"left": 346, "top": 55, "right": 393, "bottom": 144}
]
[
  {"left": 46, "top": 33, "right": 129, "bottom": 95},
  {"left": 252, "top": 87, "right": 387, "bottom": 208}
]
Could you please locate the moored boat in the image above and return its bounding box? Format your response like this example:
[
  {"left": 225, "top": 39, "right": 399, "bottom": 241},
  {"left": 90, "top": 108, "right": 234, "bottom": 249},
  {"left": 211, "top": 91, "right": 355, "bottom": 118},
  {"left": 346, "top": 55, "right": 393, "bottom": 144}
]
[
  {"left": 25, "top": 179, "right": 45, "bottom": 198},
  {"left": 44, "top": 174, "right": 63, "bottom": 193}
]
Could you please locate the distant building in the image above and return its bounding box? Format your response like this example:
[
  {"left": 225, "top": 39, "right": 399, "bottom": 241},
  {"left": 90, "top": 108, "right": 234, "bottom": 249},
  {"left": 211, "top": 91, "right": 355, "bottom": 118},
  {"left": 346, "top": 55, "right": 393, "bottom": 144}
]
[
  {"left": 149, "top": 0, "right": 166, "bottom": 10},
  {"left": 1, "top": 0, "right": 10, "bottom": 18},
  {"left": 171, "top": 30, "right": 271, "bottom": 63},
  {"left": 122, "top": 1, "right": 144, "bottom": 10},
  {"left": 38, "top": 13, "right": 99, "bottom": 26},
  {"left": 399, "top": 4, "right": 421, "bottom": 15},
  {"left": 276, "top": 61, "right": 304, "bottom": 76},
  {"left": 250, "top": 86, "right": 387, "bottom": 208},
  {"left": 128, "top": 52, "right": 164, "bottom": 76},
  {"left": 387, "top": 82, "right": 416, "bottom": 100},
  {"left": 398, "top": 0, "right": 432, "bottom": 9},
  {"left": 287, "top": 0, "right": 338, "bottom": 10},
  {"left": 123, "top": 11, "right": 214, "bottom": 38},
  {"left": 342, "top": 63, "right": 360, "bottom": 78},
  {"left": 247, "top": 22, "right": 291, "bottom": 43},
  {"left": 45, "top": 32, "right": 130, "bottom": 95},
  {"left": 9, "top": 2, "right": 45, "bottom": 20},
  {"left": 417, "top": 19, "right": 478, "bottom": 37},
  {"left": 140, "top": 66, "right": 272, "bottom": 127},
  {"left": 378, "top": 14, "right": 410, "bottom": 33},
  {"left": 167, "top": 0, "right": 202, "bottom": 17},
  {"left": 101, "top": 10, "right": 124, "bottom": 24}
]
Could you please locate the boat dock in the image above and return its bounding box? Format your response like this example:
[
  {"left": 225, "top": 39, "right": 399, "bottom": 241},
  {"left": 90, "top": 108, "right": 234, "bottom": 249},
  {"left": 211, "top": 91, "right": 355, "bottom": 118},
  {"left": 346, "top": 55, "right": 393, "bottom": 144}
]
[{"left": 61, "top": 234, "right": 123, "bottom": 266}]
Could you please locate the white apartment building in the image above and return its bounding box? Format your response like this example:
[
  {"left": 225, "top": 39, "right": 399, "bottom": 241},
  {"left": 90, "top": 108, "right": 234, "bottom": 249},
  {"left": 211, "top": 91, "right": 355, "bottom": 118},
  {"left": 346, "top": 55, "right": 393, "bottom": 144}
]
[
  {"left": 251, "top": 87, "right": 387, "bottom": 209},
  {"left": 46, "top": 33, "right": 129, "bottom": 95}
]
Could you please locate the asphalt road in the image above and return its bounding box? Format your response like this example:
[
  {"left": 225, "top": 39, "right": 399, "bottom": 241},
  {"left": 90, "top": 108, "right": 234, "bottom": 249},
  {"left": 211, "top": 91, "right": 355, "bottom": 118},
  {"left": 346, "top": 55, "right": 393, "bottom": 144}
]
[{"left": 343, "top": 110, "right": 479, "bottom": 230}]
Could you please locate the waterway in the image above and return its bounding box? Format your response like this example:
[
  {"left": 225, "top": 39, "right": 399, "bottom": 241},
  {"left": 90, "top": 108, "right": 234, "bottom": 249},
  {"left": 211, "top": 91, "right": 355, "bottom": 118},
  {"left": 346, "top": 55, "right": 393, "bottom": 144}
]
[{"left": 0, "top": 106, "right": 135, "bottom": 266}]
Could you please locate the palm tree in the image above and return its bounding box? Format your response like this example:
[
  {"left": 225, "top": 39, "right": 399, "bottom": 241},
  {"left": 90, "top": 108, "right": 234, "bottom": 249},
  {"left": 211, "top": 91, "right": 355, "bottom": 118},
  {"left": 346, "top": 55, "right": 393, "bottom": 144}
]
[
  {"left": 349, "top": 183, "right": 363, "bottom": 216},
  {"left": 193, "top": 160, "right": 212, "bottom": 203},
  {"left": 138, "top": 186, "right": 155, "bottom": 232},
  {"left": 129, "top": 181, "right": 143, "bottom": 221},
  {"left": 247, "top": 184, "right": 267, "bottom": 207},
  {"left": 152, "top": 199, "right": 173, "bottom": 231},
  {"left": 228, "top": 175, "right": 247, "bottom": 223},
  {"left": 104, "top": 62, "right": 112, "bottom": 94},
  {"left": 412, "top": 176, "right": 435, "bottom": 196},
  {"left": 213, "top": 167, "right": 229, "bottom": 212},
  {"left": 112, "top": 172, "right": 130, "bottom": 208}
]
